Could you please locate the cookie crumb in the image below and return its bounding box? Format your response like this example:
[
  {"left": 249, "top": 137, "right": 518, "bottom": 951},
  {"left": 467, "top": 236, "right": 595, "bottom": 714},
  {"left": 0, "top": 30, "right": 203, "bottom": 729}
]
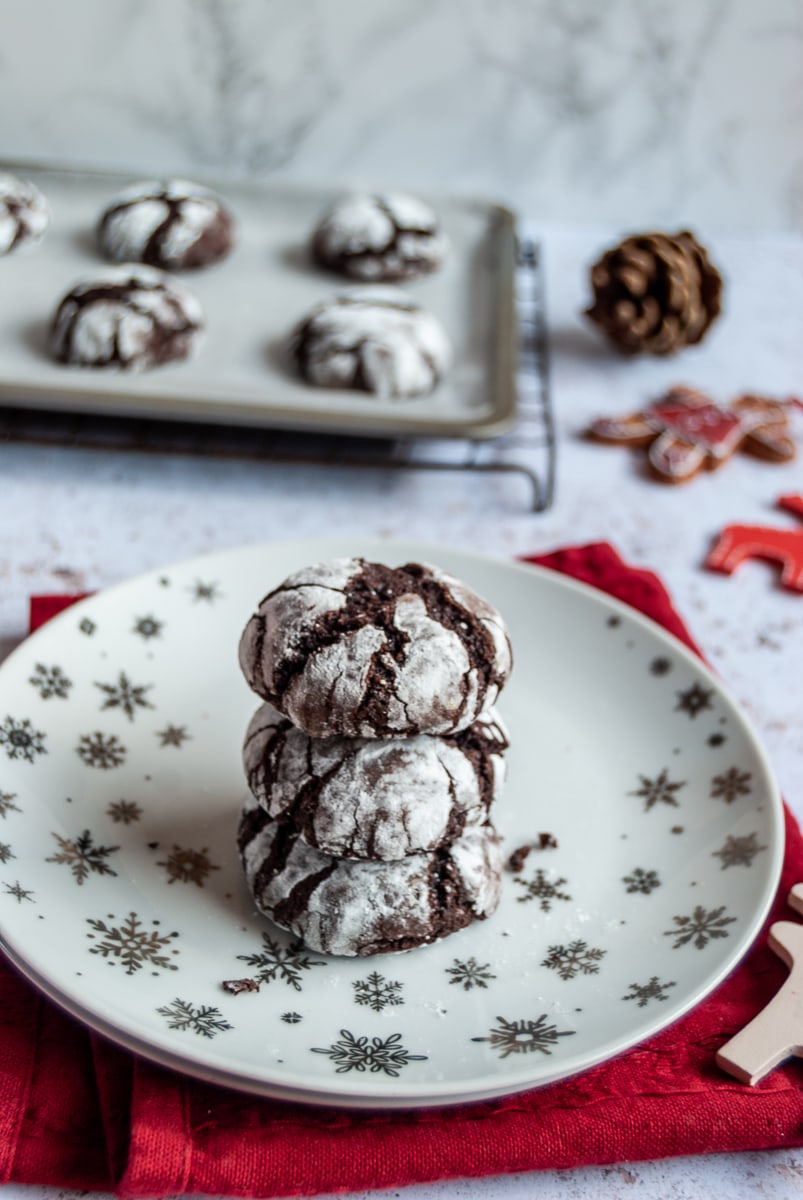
[
  {"left": 507, "top": 844, "right": 531, "bottom": 872},
  {"left": 507, "top": 833, "right": 558, "bottom": 872},
  {"left": 222, "top": 977, "right": 260, "bottom": 995}
]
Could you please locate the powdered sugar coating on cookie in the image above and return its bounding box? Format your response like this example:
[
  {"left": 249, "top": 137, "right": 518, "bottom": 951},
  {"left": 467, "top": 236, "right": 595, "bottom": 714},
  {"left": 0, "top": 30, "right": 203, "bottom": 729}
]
[
  {"left": 312, "top": 191, "right": 447, "bottom": 281},
  {"left": 243, "top": 701, "right": 508, "bottom": 860},
  {"left": 0, "top": 173, "right": 49, "bottom": 255},
  {"left": 292, "top": 289, "right": 451, "bottom": 398},
  {"left": 49, "top": 265, "right": 204, "bottom": 370},
  {"left": 238, "top": 557, "right": 512, "bottom": 739},
  {"left": 97, "top": 179, "right": 234, "bottom": 270},
  {"left": 238, "top": 792, "right": 502, "bottom": 957}
]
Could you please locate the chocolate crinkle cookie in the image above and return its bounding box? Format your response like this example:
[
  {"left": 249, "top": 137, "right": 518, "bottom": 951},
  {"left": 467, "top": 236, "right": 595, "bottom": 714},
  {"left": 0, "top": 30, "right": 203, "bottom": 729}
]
[
  {"left": 291, "top": 289, "right": 451, "bottom": 399},
  {"left": 243, "top": 701, "right": 508, "bottom": 861},
  {"left": 238, "top": 557, "right": 512, "bottom": 740},
  {"left": 238, "top": 792, "right": 503, "bottom": 957},
  {"left": 0, "top": 173, "right": 49, "bottom": 255},
  {"left": 312, "top": 191, "right": 447, "bottom": 282},
  {"left": 49, "top": 266, "right": 204, "bottom": 370},
  {"left": 97, "top": 179, "right": 235, "bottom": 270}
]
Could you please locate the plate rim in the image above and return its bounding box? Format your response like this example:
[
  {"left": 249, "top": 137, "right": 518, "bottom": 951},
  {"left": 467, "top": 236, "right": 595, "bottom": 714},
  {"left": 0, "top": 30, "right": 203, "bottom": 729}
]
[{"left": 0, "top": 536, "right": 786, "bottom": 1108}]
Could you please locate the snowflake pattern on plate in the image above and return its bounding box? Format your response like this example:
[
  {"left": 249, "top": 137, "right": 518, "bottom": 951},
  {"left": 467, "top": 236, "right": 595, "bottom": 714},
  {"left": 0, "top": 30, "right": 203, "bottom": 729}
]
[
  {"left": 156, "top": 845, "right": 219, "bottom": 887},
  {"left": 0, "top": 791, "right": 20, "bottom": 819},
  {"left": 353, "top": 972, "right": 404, "bottom": 1012},
  {"left": 622, "top": 977, "right": 676, "bottom": 1007},
  {"left": 663, "top": 904, "right": 737, "bottom": 950},
  {"left": 311, "top": 1031, "right": 427, "bottom": 1076},
  {"left": 0, "top": 717, "right": 46, "bottom": 764},
  {"left": 132, "top": 616, "right": 163, "bottom": 641},
  {"left": 3, "top": 880, "right": 34, "bottom": 903},
  {"left": 675, "top": 683, "right": 714, "bottom": 719},
  {"left": 236, "top": 934, "right": 325, "bottom": 992},
  {"left": 712, "top": 833, "right": 767, "bottom": 869},
  {"left": 623, "top": 867, "right": 661, "bottom": 894},
  {"left": 542, "top": 940, "right": 606, "bottom": 980},
  {"left": 78, "top": 617, "right": 96, "bottom": 636},
  {"left": 157, "top": 998, "right": 232, "bottom": 1038},
  {"left": 471, "top": 1014, "right": 575, "bottom": 1058},
  {"left": 107, "top": 799, "right": 142, "bottom": 825},
  {"left": 445, "top": 957, "right": 496, "bottom": 991},
  {"left": 0, "top": 842, "right": 14, "bottom": 864},
  {"left": 46, "top": 830, "right": 119, "bottom": 884},
  {"left": 157, "top": 725, "right": 190, "bottom": 748},
  {"left": 649, "top": 657, "right": 672, "bottom": 676},
  {"left": 514, "top": 868, "right": 572, "bottom": 911},
  {"left": 189, "top": 581, "right": 221, "bottom": 604},
  {"left": 86, "top": 911, "right": 179, "bottom": 975},
  {"left": 281, "top": 1011, "right": 302, "bottom": 1024},
  {"left": 711, "top": 768, "right": 752, "bottom": 804},
  {"left": 95, "top": 672, "right": 154, "bottom": 722},
  {"left": 29, "top": 664, "right": 72, "bottom": 700},
  {"left": 630, "top": 768, "right": 686, "bottom": 812},
  {"left": 77, "top": 732, "right": 126, "bottom": 770}
]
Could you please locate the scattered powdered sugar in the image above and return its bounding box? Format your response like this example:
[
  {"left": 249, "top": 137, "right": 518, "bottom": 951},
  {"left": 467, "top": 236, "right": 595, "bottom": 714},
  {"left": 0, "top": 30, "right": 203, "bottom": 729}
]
[
  {"left": 292, "top": 289, "right": 451, "bottom": 399},
  {"left": 49, "top": 265, "right": 204, "bottom": 370},
  {"left": 243, "top": 701, "right": 507, "bottom": 860},
  {"left": 0, "top": 173, "right": 49, "bottom": 255}
]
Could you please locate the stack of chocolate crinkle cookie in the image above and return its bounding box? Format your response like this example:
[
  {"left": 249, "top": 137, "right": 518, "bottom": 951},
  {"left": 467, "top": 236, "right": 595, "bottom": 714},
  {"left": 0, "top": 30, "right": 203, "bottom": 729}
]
[{"left": 236, "top": 557, "right": 513, "bottom": 958}]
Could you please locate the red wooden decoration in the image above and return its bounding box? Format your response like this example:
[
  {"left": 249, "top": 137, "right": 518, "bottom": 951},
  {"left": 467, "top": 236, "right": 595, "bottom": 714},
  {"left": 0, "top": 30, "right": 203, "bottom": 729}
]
[{"left": 707, "top": 495, "right": 803, "bottom": 592}]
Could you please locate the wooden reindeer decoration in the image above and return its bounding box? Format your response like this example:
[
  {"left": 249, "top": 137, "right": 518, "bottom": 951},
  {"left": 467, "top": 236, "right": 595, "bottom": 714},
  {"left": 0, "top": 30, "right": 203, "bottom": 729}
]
[
  {"left": 717, "top": 884, "right": 803, "bottom": 1084},
  {"left": 707, "top": 495, "right": 803, "bottom": 593}
]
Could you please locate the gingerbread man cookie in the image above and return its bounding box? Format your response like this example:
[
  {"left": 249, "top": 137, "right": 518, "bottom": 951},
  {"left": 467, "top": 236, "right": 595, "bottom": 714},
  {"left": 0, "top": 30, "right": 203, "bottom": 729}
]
[{"left": 588, "top": 386, "right": 797, "bottom": 483}]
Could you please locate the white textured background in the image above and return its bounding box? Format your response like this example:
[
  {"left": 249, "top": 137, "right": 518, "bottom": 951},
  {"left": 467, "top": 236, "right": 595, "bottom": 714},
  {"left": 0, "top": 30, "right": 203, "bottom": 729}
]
[{"left": 0, "top": 0, "right": 801, "bottom": 231}]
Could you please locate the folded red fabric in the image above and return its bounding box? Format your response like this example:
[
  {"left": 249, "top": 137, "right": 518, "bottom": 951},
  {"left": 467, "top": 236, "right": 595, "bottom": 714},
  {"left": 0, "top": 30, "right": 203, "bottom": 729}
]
[{"left": 2, "top": 543, "right": 801, "bottom": 1197}]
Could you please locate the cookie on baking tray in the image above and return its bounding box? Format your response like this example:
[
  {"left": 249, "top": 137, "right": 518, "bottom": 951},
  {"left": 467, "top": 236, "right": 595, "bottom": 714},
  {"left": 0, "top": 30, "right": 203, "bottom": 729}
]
[
  {"left": 311, "top": 191, "right": 447, "bottom": 282},
  {"left": 237, "top": 792, "right": 503, "bottom": 957},
  {"left": 238, "top": 557, "right": 512, "bottom": 740},
  {"left": 0, "top": 172, "right": 49, "bottom": 255},
  {"left": 587, "top": 386, "right": 797, "bottom": 483},
  {"left": 242, "top": 701, "right": 508, "bottom": 861},
  {"left": 49, "top": 265, "right": 204, "bottom": 370},
  {"left": 97, "top": 179, "right": 235, "bottom": 270},
  {"left": 290, "top": 288, "right": 451, "bottom": 399}
]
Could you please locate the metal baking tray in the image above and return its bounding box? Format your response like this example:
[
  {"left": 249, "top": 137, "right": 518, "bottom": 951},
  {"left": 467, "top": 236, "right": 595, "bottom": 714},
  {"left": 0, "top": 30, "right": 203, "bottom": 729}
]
[{"left": 0, "top": 162, "right": 518, "bottom": 440}]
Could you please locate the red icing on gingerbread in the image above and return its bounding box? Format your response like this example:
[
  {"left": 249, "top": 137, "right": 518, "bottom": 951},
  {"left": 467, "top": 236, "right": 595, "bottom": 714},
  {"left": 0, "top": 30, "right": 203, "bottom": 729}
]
[
  {"left": 588, "top": 387, "right": 798, "bottom": 483},
  {"left": 646, "top": 399, "right": 743, "bottom": 454},
  {"left": 706, "top": 495, "right": 803, "bottom": 593}
]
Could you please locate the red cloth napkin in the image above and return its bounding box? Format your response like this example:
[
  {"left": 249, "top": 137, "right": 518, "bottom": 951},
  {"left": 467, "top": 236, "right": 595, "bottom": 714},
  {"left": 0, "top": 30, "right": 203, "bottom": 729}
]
[{"left": 3, "top": 543, "right": 803, "bottom": 1197}]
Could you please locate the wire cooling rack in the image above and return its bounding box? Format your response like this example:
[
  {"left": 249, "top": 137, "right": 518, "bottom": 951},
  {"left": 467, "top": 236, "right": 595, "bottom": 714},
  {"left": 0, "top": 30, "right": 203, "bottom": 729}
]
[{"left": 0, "top": 239, "right": 554, "bottom": 511}]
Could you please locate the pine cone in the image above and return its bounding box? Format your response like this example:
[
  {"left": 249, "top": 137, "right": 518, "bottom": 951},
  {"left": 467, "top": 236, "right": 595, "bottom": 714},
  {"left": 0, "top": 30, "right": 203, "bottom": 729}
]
[{"left": 585, "top": 231, "right": 723, "bottom": 356}]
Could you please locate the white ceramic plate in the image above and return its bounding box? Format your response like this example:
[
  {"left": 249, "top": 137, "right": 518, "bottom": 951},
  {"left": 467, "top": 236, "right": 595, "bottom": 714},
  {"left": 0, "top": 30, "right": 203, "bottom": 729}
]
[{"left": 0, "top": 538, "right": 784, "bottom": 1109}]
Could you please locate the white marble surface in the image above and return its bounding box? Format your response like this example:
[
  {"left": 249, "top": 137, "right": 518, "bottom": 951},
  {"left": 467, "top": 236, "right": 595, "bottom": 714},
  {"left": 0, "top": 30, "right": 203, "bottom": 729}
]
[
  {"left": 0, "top": 225, "right": 801, "bottom": 1195},
  {"left": 0, "top": 0, "right": 801, "bottom": 232}
]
